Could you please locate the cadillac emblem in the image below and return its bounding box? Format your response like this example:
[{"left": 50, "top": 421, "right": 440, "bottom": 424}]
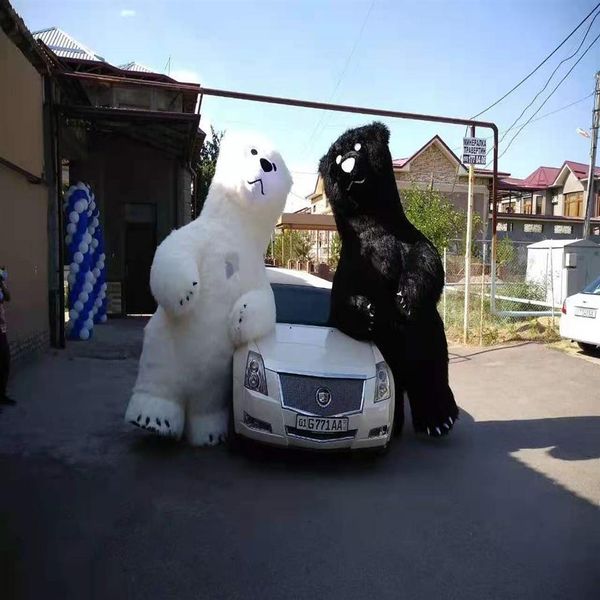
[{"left": 315, "top": 387, "right": 332, "bottom": 408}]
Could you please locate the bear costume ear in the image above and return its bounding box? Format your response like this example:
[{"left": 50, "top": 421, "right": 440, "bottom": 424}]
[{"left": 370, "top": 121, "right": 390, "bottom": 145}]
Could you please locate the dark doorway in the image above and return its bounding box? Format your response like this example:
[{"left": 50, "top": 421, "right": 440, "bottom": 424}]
[{"left": 125, "top": 221, "right": 157, "bottom": 314}]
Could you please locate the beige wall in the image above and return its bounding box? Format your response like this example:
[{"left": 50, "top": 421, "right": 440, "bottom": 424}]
[
  {"left": 562, "top": 171, "right": 584, "bottom": 194},
  {"left": 0, "top": 28, "right": 44, "bottom": 177},
  {"left": 0, "top": 166, "right": 49, "bottom": 349},
  {"left": 0, "top": 29, "right": 49, "bottom": 357}
]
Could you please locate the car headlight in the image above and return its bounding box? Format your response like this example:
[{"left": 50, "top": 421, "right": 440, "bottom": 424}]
[
  {"left": 244, "top": 350, "right": 268, "bottom": 395},
  {"left": 374, "top": 361, "right": 392, "bottom": 403}
]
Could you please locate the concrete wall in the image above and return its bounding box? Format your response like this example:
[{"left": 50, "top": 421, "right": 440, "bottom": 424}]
[{"left": 0, "top": 29, "right": 49, "bottom": 360}]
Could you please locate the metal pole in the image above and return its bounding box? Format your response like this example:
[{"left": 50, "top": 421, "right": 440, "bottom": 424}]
[
  {"left": 463, "top": 126, "right": 476, "bottom": 343},
  {"left": 443, "top": 247, "right": 447, "bottom": 327},
  {"left": 491, "top": 126, "right": 499, "bottom": 315},
  {"left": 583, "top": 71, "right": 600, "bottom": 238}
]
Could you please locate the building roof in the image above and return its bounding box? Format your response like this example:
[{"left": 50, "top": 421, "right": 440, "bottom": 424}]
[
  {"left": 500, "top": 161, "right": 600, "bottom": 192},
  {"left": 32, "top": 26, "right": 104, "bottom": 61},
  {"left": 119, "top": 61, "right": 153, "bottom": 73},
  {"left": 393, "top": 135, "right": 509, "bottom": 178}
]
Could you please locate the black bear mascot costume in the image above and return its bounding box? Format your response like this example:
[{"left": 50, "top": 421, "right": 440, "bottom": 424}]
[{"left": 319, "top": 122, "right": 458, "bottom": 438}]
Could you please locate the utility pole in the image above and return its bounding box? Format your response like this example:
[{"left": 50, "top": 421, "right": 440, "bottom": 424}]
[
  {"left": 583, "top": 71, "right": 600, "bottom": 238},
  {"left": 463, "top": 125, "right": 476, "bottom": 344}
]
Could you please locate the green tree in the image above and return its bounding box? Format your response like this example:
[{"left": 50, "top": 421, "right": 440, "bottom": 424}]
[
  {"left": 192, "top": 126, "right": 224, "bottom": 218},
  {"left": 268, "top": 230, "right": 314, "bottom": 265},
  {"left": 329, "top": 232, "right": 342, "bottom": 268},
  {"left": 496, "top": 236, "right": 517, "bottom": 266},
  {"left": 401, "top": 186, "right": 480, "bottom": 253}
]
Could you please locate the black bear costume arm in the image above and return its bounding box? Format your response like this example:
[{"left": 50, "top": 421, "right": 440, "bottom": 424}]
[{"left": 396, "top": 236, "right": 444, "bottom": 316}]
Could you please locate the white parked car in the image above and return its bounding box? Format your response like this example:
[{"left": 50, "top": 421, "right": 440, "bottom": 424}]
[
  {"left": 560, "top": 275, "right": 600, "bottom": 353},
  {"left": 232, "top": 267, "right": 395, "bottom": 451}
]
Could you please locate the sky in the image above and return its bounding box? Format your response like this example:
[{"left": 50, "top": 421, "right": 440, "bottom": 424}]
[{"left": 13, "top": 0, "right": 600, "bottom": 211}]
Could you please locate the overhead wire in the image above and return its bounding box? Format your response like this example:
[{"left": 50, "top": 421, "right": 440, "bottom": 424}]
[
  {"left": 496, "top": 8, "right": 600, "bottom": 150},
  {"left": 490, "top": 31, "right": 600, "bottom": 165},
  {"left": 301, "top": 0, "right": 375, "bottom": 156},
  {"left": 470, "top": 2, "right": 600, "bottom": 120}
]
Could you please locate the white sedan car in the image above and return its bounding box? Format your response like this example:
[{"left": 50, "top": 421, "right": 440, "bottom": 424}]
[
  {"left": 560, "top": 275, "right": 600, "bottom": 353},
  {"left": 232, "top": 268, "right": 395, "bottom": 451}
]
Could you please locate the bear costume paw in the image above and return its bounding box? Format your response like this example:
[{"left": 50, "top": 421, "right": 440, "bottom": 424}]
[
  {"left": 150, "top": 254, "right": 200, "bottom": 317},
  {"left": 185, "top": 410, "right": 229, "bottom": 447},
  {"left": 415, "top": 414, "right": 457, "bottom": 438},
  {"left": 395, "top": 289, "right": 411, "bottom": 317},
  {"left": 229, "top": 290, "right": 276, "bottom": 347},
  {"left": 347, "top": 295, "right": 376, "bottom": 337},
  {"left": 125, "top": 392, "right": 184, "bottom": 439}
]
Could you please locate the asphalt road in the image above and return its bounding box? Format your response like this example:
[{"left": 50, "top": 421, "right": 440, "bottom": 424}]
[{"left": 0, "top": 319, "right": 599, "bottom": 600}]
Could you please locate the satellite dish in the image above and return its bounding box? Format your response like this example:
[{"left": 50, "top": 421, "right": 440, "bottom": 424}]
[{"left": 576, "top": 128, "right": 591, "bottom": 138}]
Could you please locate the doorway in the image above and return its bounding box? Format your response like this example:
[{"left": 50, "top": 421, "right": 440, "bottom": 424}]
[{"left": 124, "top": 203, "right": 157, "bottom": 314}]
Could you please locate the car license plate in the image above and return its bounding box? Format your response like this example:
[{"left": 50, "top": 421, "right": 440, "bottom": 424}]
[
  {"left": 575, "top": 306, "right": 597, "bottom": 319},
  {"left": 296, "top": 415, "right": 348, "bottom": 433}
]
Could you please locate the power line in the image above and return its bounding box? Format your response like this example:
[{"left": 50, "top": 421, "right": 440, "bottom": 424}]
[
  {"left": 491, "top": 32, "right": 600, "bottom": 164},
  {"left": 497, "top": 9, "right": 600, "bottom": 148},
  {"left": 452, "top": 92, "right": 594, "bottom": 154},
  {"left": 302, "top": 0, "right": 375, "bottom": 154},
  {"left": 471, "top": 2, "right": 600, "bottom": 119}
]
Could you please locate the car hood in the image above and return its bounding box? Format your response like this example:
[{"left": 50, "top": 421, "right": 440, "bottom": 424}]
[{"left": 256, "top": 324, "right": 376, "bottom": 378}]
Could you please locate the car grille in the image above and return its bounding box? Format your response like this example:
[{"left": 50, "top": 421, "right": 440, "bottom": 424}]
[
  {"left": 286, "top": 426, "right": 358, "bottom": 441},
  {"left": 278, "top": 373, "right": 364, "bottom": 417}
]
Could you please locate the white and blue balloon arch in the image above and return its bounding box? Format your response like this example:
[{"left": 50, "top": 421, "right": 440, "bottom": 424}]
[{"left": 64, "top": 182, "right": 108, "bottom": 340}]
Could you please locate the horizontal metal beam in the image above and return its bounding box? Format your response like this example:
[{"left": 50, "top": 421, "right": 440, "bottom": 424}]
[
  {"left": 57, "top": 71, "right": 201, "bottom": 94},
  {"left": 197, "top": 86, "right": 499, "bottom": 131},
  {"left": 57, "top": 104, "right": 200, "bottom": 123}
]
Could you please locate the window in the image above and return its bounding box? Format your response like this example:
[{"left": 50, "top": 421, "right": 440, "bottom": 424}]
[
  {"left": 271, "top": 284, "right": 331, "bottom": 326},
  {"left": 524, "top": 223, "right": 543, "bottom": 233},
  {"left": 553, "top": 224, "right": 572, "bottom": 234},
  {"left": 564, "top": 192, "right": 583, "bottom": 217},
  {"left": 497, "top": 222, "right": 512, "bottom": 232},
  {"left": 312, "top": 205, "right": 317, "bottom": 213}
]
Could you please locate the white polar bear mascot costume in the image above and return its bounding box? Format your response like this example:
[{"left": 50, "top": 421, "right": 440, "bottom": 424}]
[{"left": 125, "top": 133, "right": 292, "bottom": 445}]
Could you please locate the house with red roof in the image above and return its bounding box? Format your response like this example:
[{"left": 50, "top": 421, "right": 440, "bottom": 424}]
[
  {"left": 497, "top": 161, "right": 600, "bottom": 240},
  {"left": 308, "top": 135, "right": 509, "bottom": 227}
]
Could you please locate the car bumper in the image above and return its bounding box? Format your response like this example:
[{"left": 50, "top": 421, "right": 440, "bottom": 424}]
[
  {"left": 233, "top": 372, "right": 394, "bottom": 450},
  {"left": 560, "top": 314, "right": 600, "bottom": 346}
]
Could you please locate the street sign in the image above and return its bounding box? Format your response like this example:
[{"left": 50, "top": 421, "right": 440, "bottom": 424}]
[{"left": 463, "top": 137, "right": 487, "bottom": 165}]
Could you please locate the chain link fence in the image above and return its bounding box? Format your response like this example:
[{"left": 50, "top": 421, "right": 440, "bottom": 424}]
[{"left": 441, "top": 238, "right": 562, "bottom": 345}]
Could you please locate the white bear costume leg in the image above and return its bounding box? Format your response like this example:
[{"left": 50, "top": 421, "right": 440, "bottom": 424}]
[{"left": 125, "top": 132, "right": 292, "bottom": 446}]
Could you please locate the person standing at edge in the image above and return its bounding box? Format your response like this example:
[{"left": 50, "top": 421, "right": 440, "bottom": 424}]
[{"left": 0, "top": 267, "right": 15, "bottom": 405}]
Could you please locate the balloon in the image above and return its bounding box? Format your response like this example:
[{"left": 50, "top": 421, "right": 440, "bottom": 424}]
[
  {"left": 91, "top": 239, "right": 99, "bottom": 249},
  {"left": 100, "top": 314, "right": 107, "bottom": 323},
  {"left": 74, "top": 300, "right": 84, "bottom": 312},
  {"left": 79, "top": 328, "right": 90, "bottom": 340},
  {"left": 74, "top": 199, "right": 87, "bottom": 213},
  {"left": 71, "top": 262, "right": 79, "bottom": 273},
  {"left": 66, "top": 223, "right": 77, "bottom": 234},
  {"left": 78, "top": 242, "right": 89, "bottom": 254},
  {"left": 78, "top": 292, "right": 89, "bottom": 303},
  {"left": 69, "top": 309, "right": 79, "bottom": 320},
  {"left": 83, "top": 282, "right": 93, "bottom": 293},
  {"left": 69, "top": 211, "right": 79, "bottom": 224},
  {"left": 74, "top": 252, "right": 84, "bottom": 264}
]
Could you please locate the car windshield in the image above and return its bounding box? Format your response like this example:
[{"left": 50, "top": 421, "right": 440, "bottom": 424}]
[
  {"left": 582, "top": 276, "right": 600, "bottom": 295},
  {"left": 271, "top": 283, "right": 331, "bottom": 326}
]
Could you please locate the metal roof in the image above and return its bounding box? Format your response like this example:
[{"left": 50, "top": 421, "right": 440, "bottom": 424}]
[
  {"left": 118, "top": 61, "right": 153, "bottom": 73},
  {"left": 32, "top": 26, "right": 104, "bottom": 61}
]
